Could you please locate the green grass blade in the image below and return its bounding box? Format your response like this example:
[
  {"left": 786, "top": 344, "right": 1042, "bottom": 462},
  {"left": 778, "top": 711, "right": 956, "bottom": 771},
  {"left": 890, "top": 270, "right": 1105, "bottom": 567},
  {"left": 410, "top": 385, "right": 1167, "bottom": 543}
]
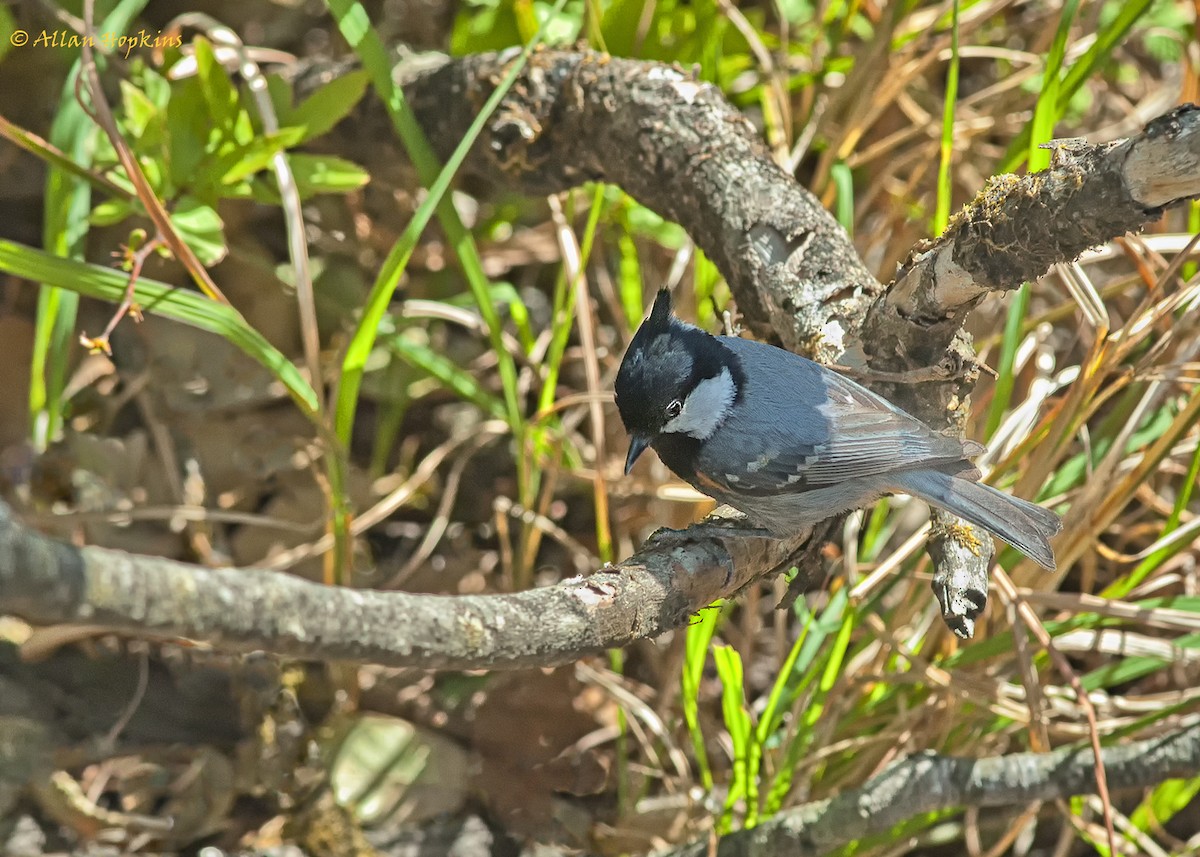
[
  {"left": 1081, "top": 632, "right": 1200, "bottom": 692},
  {"left": 0, "top": 240, "right": 318, "bottom": 415},
  {"left": 327, "top": 0, "right": 563, "bottom": 445},
  {"left": 387, "top": 330, "right": 507, "bottom": 420},
  {"left": 681, "top": 603, "right": 720, "bottom": 790},
  {"left": 713, "top": 644, "right": 753, "bottom": 833},
  {"left": 932, "top": 0, "right": 959, "bottom": 234},
  {"left": 999, "top": 0, "right": 1152, "bottom": 172},
  {"left": 829, "top": 162, "right": 855, "bottom": 236},
  {"left": 765, "top": 590, "right": 854, "bottom": 813},
  {"left": 983, "top": 282, "right": 1029, "bottom": 439},
  {"left": 858, "top": 499, "right": 896, "bottom": 562},
  {"left": 755, "top": 596, "right": 825, "bottom": 749},
  {"left": 0, "top": 115, "right": 129, "bottom": 199},
  {"left": 615, "top": 220, "right": 644, "bottom": 331},
  {"left": 1129, "top": 776, "right": 1200, "bottom": 836},
  {"left": 749, "top": 597, "right": 824, "bottom": 824},
  {"left": 536, "top": 184, "right": 608, "bottom": 420},
  {"left": 1107, "top": 428, "right": 1200, "bottom": 598},
  {"left": 32, "top": 0, "right": 150, "bottom": 450},
  {"left": 984, "top": 0, "right": 1078, "bottom": 438},
  {"left": 1026, "top": 0, "right": 1080, "bottom": 172},
  {"left": 1186, "top": 202, "right": 1199, "bottom": 280}
]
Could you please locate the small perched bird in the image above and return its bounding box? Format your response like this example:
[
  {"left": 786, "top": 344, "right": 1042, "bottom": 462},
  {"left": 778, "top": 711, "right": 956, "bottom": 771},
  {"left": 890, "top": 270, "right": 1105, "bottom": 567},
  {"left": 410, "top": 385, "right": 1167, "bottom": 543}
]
[{"left": 614, "top": 289, "right": 1062, "bottom": 569}]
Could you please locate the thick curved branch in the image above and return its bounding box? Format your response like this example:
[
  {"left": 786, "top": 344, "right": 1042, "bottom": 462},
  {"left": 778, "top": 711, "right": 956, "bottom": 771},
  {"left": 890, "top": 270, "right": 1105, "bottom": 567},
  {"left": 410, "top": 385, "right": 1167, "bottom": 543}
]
[
  {"left": 860, "top": 103, "right": 1200, "bottom": 378},
  {"left": 0, "top": 503, "right": 807, "bottom": 670},
  {"left": 399, "top": 49, "right": 880, "bottom": 358},
  {"left": 398, "top": 54, "right": 1198, "bottom": 631},
  {"left": 665, "top": 722, "right": 1200, "bottom": 857},
  {"left": 402, "top": 53, "right": 1198, "bottom": 373}
]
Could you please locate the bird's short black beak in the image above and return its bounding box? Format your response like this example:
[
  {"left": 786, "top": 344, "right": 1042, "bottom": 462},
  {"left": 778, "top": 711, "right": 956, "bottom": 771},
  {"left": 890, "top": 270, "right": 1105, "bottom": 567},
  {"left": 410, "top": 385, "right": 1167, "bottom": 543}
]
[{"left": 625, "top": 434, "right": 652, "bottom": 475}]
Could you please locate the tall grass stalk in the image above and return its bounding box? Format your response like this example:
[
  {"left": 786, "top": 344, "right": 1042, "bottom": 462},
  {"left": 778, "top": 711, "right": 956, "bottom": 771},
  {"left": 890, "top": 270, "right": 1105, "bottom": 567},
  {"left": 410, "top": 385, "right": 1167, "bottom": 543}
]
[{"left": 932, "top": 0, "right": 959, "bottom": 235}]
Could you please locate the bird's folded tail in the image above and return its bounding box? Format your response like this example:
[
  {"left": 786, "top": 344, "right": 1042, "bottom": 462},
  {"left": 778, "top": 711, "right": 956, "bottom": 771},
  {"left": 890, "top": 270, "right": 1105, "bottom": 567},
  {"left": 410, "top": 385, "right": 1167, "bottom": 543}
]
[{"left": 894, "top": 469, "right": 1063, "bottom": 570}]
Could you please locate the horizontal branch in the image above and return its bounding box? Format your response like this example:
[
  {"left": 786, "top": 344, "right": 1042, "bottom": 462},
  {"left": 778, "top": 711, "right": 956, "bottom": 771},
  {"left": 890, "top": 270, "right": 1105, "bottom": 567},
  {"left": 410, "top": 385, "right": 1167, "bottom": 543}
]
[
  {"left": 860, "top": 103, "right": 1200, "bottom": 376},
  {"left": 0, "top": 503, "right": 806, "bottom": 670},
  {"left": 666, "top": 721, "right": 1200, "bottom": 857}
]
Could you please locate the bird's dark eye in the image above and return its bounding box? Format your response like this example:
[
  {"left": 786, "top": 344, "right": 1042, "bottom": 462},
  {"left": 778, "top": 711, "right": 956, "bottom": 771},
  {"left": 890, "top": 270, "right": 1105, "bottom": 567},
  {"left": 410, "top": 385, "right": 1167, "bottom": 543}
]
[{"left": 665, "top": 399, "right": 683, "bottom": 418}]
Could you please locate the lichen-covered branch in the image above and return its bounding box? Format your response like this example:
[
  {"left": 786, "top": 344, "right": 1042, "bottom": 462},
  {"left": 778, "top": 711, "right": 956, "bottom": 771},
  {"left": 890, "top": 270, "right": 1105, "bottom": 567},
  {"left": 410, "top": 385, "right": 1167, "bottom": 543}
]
[
  {"left": 7, "top": 58, "right": 1197, "bottom": 658},
  {"left": 859, "top": 104, "right": 1200, "bottom": 382},
  {"left": 665, "top": 722, "right": 1200, "bottom": 857},
  {"left": 0, "top": 503, "right": 806, "bottom": 670}
]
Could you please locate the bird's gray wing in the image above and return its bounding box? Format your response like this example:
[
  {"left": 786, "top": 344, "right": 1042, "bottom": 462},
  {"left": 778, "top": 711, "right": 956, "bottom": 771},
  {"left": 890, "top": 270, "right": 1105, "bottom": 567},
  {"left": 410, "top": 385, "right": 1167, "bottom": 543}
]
[{"left": 701, "top": 337, "right": 978, "bottom": 497}]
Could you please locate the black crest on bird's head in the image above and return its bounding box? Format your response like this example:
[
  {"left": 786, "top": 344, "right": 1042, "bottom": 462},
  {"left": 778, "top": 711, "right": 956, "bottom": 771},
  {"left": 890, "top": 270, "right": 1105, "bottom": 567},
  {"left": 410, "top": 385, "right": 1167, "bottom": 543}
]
[{"left": 614, "top": 289, "right": 737, "bottom": 438}]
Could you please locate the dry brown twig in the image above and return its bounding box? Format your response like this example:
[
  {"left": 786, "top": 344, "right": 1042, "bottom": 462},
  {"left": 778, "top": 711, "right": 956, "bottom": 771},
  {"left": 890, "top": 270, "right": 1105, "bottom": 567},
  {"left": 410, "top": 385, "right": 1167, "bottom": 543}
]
[{"left": 75, "top": 1, "right": 229, "bottom": 307}]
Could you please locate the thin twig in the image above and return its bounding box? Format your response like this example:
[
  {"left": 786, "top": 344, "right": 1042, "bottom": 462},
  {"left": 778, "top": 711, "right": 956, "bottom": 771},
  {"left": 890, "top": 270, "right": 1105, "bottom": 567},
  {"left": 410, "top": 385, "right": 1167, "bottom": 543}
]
[
  {"left": 548, "top": 194, "right": 613, "bottom": 562},
  {"left": 79, "top": 234, "right": 160, "bottom": 354},
  {"left": 992, "top": 567, "right": 1117, "bottom": 857},
  {"left": 168, "top": 13, "right": 326, "bottom": 406},
  {"left": 77, "top": 0, "right": 230, "bottom": 306}
]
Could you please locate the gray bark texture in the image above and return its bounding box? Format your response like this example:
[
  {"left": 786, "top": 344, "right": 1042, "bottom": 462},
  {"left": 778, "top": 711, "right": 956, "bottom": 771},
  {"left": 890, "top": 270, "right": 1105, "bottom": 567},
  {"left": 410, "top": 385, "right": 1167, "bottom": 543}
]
[
  {"left": 662, "top": 722, "right": 1200, "bottom": 857},
  {"left": 0, "top": 503, "right": 806, "bottom": 670}
]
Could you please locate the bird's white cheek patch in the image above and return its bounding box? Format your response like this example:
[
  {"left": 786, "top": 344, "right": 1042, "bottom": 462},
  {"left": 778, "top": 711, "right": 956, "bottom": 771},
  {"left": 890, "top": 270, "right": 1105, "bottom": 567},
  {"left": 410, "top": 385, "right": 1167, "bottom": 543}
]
[{"left": 662, "top": 368, "right": 735, "bottom": 439}]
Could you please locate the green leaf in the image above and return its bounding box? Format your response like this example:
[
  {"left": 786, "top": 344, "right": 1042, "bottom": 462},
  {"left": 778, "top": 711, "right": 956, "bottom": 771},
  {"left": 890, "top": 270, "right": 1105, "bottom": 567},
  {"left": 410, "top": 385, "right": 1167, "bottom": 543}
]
[
  {"left": 134, "top": 60, "right": 173, "bottom": 110},
  {"left": 192, "top": 36, "right": 239, "bottom": 135},
  {"left": 232, "top": 101, "right": 257, "bottom": 146},
  {"left": 90, "top": 198, "right": 139, "bottom": 227},
  {"left": 214, "top": 127, "right": 306, "bottom": 185},
  {"left": 119, "top": 78, "right": 162, "bottom": 140},
  {"left": 266, "top": 74, "right": 293, "bottom": 119},
  {"left": 1, "top": 239, "right": 318, "bottom": 416},
  {"left": 166, "top": 76, "right": 211, "bottom": 187},
  {"left": 280, "top": 69, "right": 371, "bottom": 142},
  {"left": 170, "top": 197, "right": 227, "bottom": 266},
  {"left": 285, "top": 153, "right": 371, "bottom": 196}
]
